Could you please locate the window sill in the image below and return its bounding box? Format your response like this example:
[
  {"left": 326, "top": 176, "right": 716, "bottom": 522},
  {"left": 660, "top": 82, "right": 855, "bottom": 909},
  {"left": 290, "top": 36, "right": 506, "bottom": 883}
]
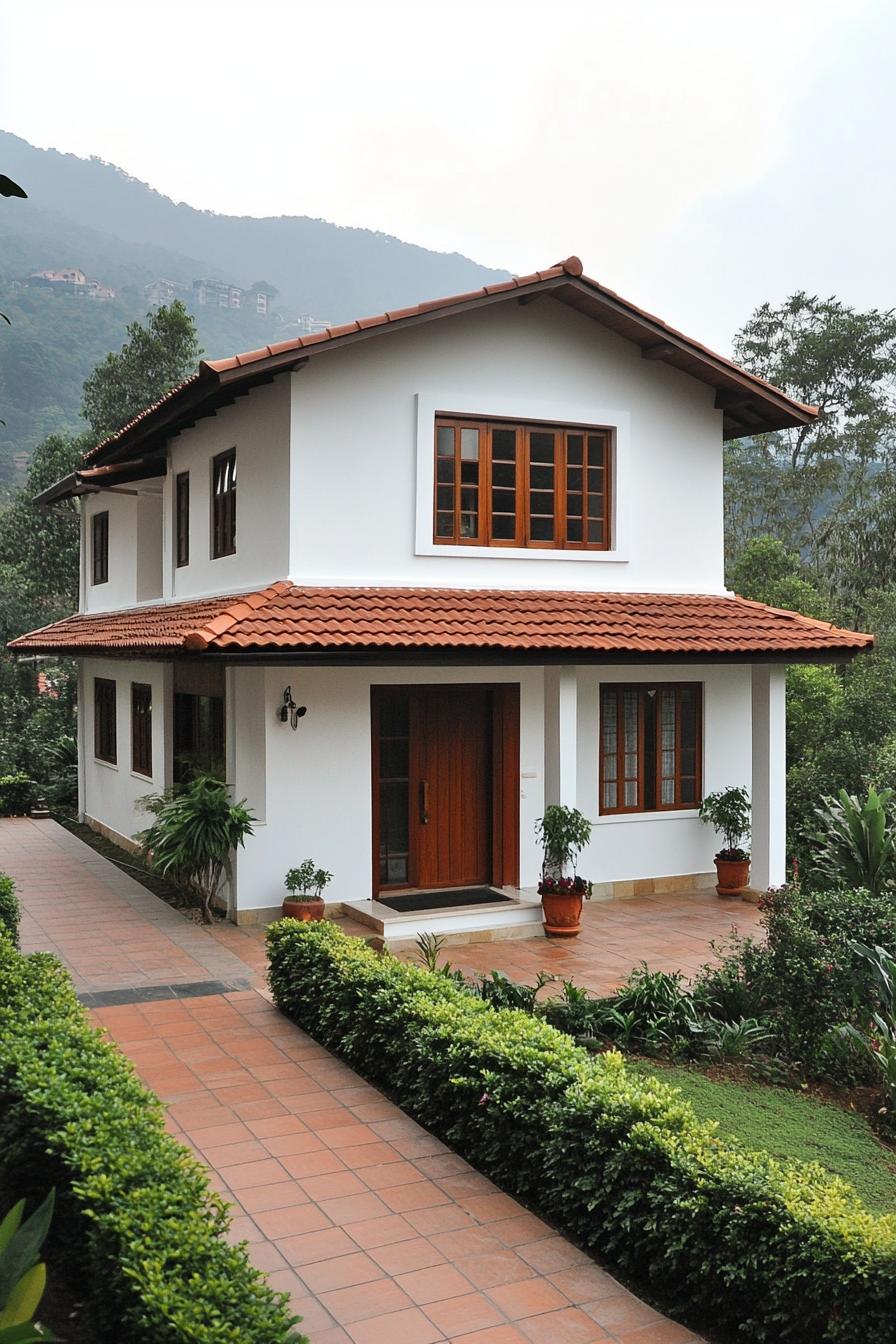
[
  {"left": 93, "top": 757, "right": 118, "bottom": 771},
  {"left": 595, "top": 809, "right": 700, "bottom": 825},
  {"left": 130, "top": 770, "right": 154, "bottom": 783},
  {"left": 418, "top": 542, "right": 629, "bottom": 563}
]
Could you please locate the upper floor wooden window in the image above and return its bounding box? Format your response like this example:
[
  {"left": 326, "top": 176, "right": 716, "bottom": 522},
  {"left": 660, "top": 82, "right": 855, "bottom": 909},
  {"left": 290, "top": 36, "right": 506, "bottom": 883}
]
[
  {"left": 433, "top": 417, "right": 611, "bottom": 549},
  {"left": 91, "top": 510, "right": 109, "bottom": 584},
  {"left": 175, "top": 472, "right": 190, "bottom": 567},
  {"left": 94, "top": 678, "right": 117, "bottom": 764},
  {"left": 131, "top": 682, "right": 153, "bottom": 777},
  {"left": 600, "top": 683, "right": 702, "bottom": 815},
  {"left": 211, "top": 449, "right": 236, "bottom": 558}
]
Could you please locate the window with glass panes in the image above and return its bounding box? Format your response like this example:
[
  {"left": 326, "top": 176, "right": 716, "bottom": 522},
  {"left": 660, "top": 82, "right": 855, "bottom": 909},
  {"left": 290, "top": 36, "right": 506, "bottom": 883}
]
[
  {"left": 600, "top": 684, "right": 702, "bottom": 814},
  {"left": 433, "top": 417, "right": 610, "bottom": 549}
]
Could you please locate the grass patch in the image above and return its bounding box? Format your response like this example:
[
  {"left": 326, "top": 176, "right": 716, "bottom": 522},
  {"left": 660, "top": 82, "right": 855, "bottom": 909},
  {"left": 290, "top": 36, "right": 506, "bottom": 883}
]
[{"left": 631, "top": 1059, "right": 896, "bottom": 1214}]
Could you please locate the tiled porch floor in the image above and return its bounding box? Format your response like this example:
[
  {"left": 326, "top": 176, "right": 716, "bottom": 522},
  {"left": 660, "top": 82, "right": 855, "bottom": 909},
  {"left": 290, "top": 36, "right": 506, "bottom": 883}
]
[{"left": 1, "top": 818, "right": 725, "bottom": 1343}]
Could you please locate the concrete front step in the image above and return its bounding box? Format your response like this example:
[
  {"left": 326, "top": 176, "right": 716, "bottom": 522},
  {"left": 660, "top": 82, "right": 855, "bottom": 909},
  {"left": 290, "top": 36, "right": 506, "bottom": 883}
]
[{"left": 338, "top": 891, "right": 544, "bottom": 949}]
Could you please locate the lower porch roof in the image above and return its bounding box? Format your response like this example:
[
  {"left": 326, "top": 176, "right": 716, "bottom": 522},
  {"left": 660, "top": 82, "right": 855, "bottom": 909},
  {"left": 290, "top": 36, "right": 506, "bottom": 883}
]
[{"left": 8, "top": 582, "right": 873, "bottom": 662}]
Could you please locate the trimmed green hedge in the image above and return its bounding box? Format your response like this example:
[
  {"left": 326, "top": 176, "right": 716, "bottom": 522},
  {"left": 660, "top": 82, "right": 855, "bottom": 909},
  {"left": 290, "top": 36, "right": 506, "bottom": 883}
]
[
  {"left": 267, "top": 919, "right": 896, "bottom": 1344},
  {"left": 0, "top": 875, "right": 19, "bottom": 947},
  {"left": 0, "top": 938, "right": 305, "bottom": 1344},
  {"left": 0, "top": 775, "right": 34, "bottom": 817}
]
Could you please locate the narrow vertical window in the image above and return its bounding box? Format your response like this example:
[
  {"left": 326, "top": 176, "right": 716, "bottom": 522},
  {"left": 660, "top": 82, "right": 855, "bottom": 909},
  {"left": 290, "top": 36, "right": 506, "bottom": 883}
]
[
  {"left": 175, "top": 472, "right": 190, "bottom": 567},
  {"left": 131, "top": 682, "right": 153, "bottom": 777},
  {"left": 94, "top": 678, "right": 117, "bottom": 764},
  {"left": 600, "top": 684, "right": 702, "bottom": 814},
  {"left": 91, "top": 510, "right": 109, "bottom": 585},
  {"left": 212, "top": 449, "right": 236, "bottom": 558}
]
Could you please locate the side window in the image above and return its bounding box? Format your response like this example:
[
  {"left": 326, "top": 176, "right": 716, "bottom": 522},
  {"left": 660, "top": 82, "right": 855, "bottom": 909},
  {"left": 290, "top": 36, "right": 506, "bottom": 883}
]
[
  {"left": 91, "top": 510, "right": 109, "bottom": 585},
  {"left": 94, "top": 678, "right": 117, "bottom": 764},
  {"left": 211, "top": 449, "right": 236, "bottom": 558},
  {"left": 131, "top": 682, "right": 153, "bottom": 777},
  {"left": 600, "top": 683, "right": 702, "bottom": 814},
  {"left": 175, "top": 472, "right": 190, "bottom": 567}
]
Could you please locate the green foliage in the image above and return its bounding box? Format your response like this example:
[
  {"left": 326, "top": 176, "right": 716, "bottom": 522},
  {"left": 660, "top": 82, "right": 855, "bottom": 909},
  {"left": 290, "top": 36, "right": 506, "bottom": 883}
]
[
  {"left": 81, "top": 301, "right": 201, "bottom": 440},
  {"left": 268, "top": 919, "right": 896, "bottom": 1344},
  {"left": 812, "top": 787, "right": 896, "bottom": 895},
  {"left": 0, "top": 777, "right": 32, "bottom": 818},
  {"left": 0, "top": 1191, "right": 56, "bottom": 1342},
  {"left": 698, "top": 785, "right": 751, "bottom": 856},
  {"left": 0, "top": 938, "right": 303, "bottom": 1344},
  {"left": 138, "top": 776, "right": 255, "bottom": 924},
  {"left": 534, "top": 804, "right": 592, "bottom": 877},
  {"left": 629, "top": 1060, "right": 896, "bottom": 1215},
  {"left": 729, "top": 536, "right": 832, "bottom": 619},
  {"left": 839, "top": 943, "right": 896, "bottom": 1114},
  {"left": 283, "top": 860, "right": 332, "bottom": 899},
  {"left": 0, "top": 875, "right": 20, "bottom": 948},
  {"left": 695, "top": 886, "right": 896, "bottom": 1079}
]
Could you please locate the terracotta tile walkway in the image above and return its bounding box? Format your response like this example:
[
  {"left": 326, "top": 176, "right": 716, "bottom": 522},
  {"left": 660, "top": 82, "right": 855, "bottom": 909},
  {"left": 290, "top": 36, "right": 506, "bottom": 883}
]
[{"left": 3, "top": 818, "right": 717, "bottom": 1344}]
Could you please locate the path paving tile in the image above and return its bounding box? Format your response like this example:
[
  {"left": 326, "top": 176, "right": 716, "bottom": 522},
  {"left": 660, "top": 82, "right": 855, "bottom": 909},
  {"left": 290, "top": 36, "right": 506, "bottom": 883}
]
[{"left": 2, "top": 818, "right": 709, "bottom": 1342}]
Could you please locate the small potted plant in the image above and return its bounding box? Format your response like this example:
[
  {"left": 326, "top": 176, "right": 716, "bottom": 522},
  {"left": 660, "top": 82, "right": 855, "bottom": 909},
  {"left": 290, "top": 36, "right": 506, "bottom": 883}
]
[
  {"left": 282, "top": 859, "right": 333, "bottom": 922},
  {"left": 699, "top": 786, "right": 751, "bottom": 897},
  {"left": 535, "top": 804, "right": 593, "bottom": 937}
]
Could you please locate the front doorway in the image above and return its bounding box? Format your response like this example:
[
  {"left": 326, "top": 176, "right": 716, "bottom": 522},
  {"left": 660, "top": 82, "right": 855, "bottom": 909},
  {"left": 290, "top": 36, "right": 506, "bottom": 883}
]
[{"left": 371, "top": 684, "right": 519, "bottom": 897}]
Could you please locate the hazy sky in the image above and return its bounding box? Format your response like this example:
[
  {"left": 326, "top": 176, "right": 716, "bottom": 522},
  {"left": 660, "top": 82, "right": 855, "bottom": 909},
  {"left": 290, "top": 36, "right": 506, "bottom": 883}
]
[{"left": 2, "top": 0, "right": 893, "bottom": 351}]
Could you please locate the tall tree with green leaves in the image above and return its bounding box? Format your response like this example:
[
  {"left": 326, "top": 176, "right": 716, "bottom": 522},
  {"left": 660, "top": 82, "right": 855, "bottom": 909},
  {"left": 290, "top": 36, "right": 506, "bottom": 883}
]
[{"left": 725, "top": 293, "right": 896, "bottom": 578}]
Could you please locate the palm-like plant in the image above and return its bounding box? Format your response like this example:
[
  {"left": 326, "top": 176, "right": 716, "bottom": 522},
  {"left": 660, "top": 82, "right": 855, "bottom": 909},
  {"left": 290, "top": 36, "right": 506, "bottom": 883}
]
[
  {"left": 812, "top": 786, "right": 896, "bottom": 895},
  {"left": 138, "top": 776, "right": 255, "bottom": 924},
  {"left": 0, "top": 1190, "right": 56, "bottom": 1343}
]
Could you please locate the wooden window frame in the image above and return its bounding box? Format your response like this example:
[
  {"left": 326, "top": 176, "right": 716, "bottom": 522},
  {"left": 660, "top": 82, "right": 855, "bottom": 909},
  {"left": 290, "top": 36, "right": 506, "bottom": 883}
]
[
  {"left": 91, "top": 510, "right": 109, "bottom": 585},
  {"left": 432, "top": 415, "right": 612, "bottom": 551},
  {"left": 600, "top": 682, "right": 703, "bottom": 816},
  {"left": 175, "top": 471, "right": 190, "bottom": 567},
  {"left": 131, "top": 682, "right": 153, "bottom": 778},
  {"left": 211, "top": 449, "right": 236, "bottom": 559},
  {"left": 93, "top": 678, "right": 117, "bottom": 765}
]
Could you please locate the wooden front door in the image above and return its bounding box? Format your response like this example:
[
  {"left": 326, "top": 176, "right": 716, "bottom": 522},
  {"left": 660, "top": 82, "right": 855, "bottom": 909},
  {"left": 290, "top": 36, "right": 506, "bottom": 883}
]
[{"left": 372, "top": 684, "right": 519, "bottom": 895}]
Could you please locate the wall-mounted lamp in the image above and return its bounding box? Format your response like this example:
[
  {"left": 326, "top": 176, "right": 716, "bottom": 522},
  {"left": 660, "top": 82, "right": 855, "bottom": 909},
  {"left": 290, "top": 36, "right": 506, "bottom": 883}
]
[{"left": 279, "top": 685, "right": 307, "bottom": 731}]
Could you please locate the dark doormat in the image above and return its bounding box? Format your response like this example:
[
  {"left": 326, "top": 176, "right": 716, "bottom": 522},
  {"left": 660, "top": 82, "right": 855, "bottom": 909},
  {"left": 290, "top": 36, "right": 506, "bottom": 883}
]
[{"left": 378, "top": 887, "right": 513, "bottom": 913}]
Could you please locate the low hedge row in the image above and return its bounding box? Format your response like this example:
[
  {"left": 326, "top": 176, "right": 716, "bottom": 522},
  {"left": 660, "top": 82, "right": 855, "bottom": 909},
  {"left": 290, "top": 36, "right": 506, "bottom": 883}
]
[
  {"left": 0, "top": 937, "right": 305, "bottom": 1344},
  {"left": 0, "top": 774, "right": 34, "bottom": 817},
  {"left": 267, "top": 919, "right": 896, "bottom": 1344},
  {"left": 0, "top": 874, "right": 19, "bottom": 946}
]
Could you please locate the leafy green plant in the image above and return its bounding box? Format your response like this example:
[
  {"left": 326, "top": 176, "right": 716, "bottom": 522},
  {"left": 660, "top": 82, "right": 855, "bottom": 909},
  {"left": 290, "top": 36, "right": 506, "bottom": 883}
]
[
  {"left": 812, "top": 787, "right": 896, "bottom": 896},
  {"left": 284, "top": 860, "right": 333, "bottom": 901},
  {"left": 0, "top": 876, "right": 19, "bottom": 948},
  {"left": 0, "top": 1191, "right": 56, "bottom": 1343},
  {"left": 839, "top": 942, "right": 896, "bottom": 1113},
  {"left": 0, "top": 938, "right": 303, "bottom": 1344},
  {"left": 474, "top": 968, "right": 556, "bottom": 1013},
  {"left": 138, "top": 776, "right": 255, "bottom": 923},
  {"left": 699, "top": 786, "right": 751, "bottom": 859},
  {"left": 267, "top": 919, "right": 896, "bottom": 1344},
  {"left": 41, "top": 734, "right": 78, "bottom": 811},
  {"left": 534, "top": 804, "right": 592, "bottom": 879},
  {"left": 0, "top": 776, "right": 33, "bottom": 818}
]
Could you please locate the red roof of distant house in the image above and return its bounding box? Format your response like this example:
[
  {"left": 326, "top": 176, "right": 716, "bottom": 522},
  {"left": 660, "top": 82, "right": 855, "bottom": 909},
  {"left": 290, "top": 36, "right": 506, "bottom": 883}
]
[
  {"left": 8, "top": 584, "right": 871, "bottom": 660},
  {"left": 42, "top": 256, "right": 816, "bottom": 499}
]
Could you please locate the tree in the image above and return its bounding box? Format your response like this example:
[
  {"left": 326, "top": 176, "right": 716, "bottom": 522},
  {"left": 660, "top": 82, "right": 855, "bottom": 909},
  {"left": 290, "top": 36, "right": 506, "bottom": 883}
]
[
  {"left": 725, "top": 293, "right": 896, "bottom": 577},
  {"left": 81, "top": 300, "right": 201, "bottom": 441}
]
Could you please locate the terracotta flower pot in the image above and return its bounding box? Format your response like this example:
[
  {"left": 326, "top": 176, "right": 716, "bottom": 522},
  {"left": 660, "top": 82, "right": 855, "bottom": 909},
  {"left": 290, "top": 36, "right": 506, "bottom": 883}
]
[
  {"left": 282, "top": 897, "right": 326, "bottom": 922},
  {"left": 714, "top": 856, "right": 751, "bottom": 898},
  {"left": 540, "top": 888, "right": 584, "bottom": 937}
]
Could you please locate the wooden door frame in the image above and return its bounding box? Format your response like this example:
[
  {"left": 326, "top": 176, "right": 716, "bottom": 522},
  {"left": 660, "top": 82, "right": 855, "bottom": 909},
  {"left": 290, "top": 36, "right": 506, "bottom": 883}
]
[{"left": 370, "top": 682, "right": 520, "bottom": 897}]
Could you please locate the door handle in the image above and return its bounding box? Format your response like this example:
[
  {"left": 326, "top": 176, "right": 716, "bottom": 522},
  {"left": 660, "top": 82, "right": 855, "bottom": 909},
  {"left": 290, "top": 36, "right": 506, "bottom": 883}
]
[{"left": 420, "top": 780, "right": 429, "bottom": 824}]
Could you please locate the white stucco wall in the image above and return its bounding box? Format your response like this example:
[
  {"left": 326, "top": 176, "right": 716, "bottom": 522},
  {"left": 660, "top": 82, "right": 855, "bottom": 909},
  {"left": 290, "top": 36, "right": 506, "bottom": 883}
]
[
  {"left": 79, "top": 656, "right": 170, "bottom": 842},
  {"left": 288, "top": 299, "right": 726, "bottom": 593}
]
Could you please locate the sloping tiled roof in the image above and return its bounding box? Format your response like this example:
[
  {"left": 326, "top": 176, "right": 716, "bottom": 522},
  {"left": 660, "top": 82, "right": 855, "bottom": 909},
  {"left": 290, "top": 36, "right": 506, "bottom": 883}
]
[
  {"left": 9, "top": 584, "right": 872, "bottom": 659},
  {"left": 66, "top": 256, "right": 816, "bottom": 485}
]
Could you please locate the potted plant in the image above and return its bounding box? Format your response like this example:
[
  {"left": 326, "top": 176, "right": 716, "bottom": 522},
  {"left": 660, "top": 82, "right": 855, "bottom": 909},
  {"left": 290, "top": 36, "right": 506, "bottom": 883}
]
[
  {"left": 699, "top": 786, "right": 751, "bottom": 896},
  {"left": 535, "top": 804, "right": 593, "bottom": 937},
  {"left": 283, "top": 859, "right": 333, "bottom": 921}
]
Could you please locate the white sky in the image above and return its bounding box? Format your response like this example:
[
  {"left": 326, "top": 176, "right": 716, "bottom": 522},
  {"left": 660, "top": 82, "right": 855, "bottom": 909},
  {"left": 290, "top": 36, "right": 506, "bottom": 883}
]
[{"left": 1, "top": 0, "right": 893, "bottom": 350}]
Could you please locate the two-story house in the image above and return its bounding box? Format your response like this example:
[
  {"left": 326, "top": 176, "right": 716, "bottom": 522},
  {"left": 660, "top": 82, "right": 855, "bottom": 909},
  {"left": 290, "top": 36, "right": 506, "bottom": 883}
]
[{"left": 12, "top": 257, "right": 872, "bottom": 940}]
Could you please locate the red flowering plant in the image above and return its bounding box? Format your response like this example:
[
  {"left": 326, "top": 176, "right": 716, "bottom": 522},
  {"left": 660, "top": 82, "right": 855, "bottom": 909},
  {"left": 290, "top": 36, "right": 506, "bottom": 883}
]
[{"left": 537, "top": 874, "right": 591, "bottom": 897}]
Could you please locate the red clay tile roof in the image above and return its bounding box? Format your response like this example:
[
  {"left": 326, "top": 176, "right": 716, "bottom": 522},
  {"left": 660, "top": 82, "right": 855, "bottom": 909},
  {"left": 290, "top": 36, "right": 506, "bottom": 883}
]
[
  {"left": 70, "top": 255, "right": 817, "bottom": 481},
  {"left": 8, "top": 584, "right": 872, "bottom": 659}
]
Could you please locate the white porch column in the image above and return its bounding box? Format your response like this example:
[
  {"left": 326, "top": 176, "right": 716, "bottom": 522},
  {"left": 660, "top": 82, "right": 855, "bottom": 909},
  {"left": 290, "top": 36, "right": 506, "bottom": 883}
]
[
  {"left": 751, "top": 664, "right": 787, "bottom": 890},
  {"left": 544, "top": 666, "right": 578, "bottom": 807}
]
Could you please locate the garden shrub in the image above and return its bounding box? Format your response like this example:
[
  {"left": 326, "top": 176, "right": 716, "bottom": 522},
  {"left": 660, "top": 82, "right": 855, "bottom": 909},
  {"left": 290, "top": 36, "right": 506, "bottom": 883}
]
[
  {"left": 0, "top": 875, "right": 19, "bottom": 947},
  {"left": 268, "top": 919, "right": 896, "bottom": 1344},
  {"left": 695, "top": 885, "right": 896, "bottom": 1079},
  {"left": 0, "top": 775, "right": 33, "bottom": 817},
  {"left": 0, "top": 938, "right": 304, "bottom": 1344}
]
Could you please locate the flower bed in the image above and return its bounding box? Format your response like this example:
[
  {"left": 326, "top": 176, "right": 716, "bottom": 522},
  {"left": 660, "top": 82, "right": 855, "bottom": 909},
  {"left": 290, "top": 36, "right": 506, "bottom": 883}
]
[
  {"left": 267, "top": 918, "right": 896, "bottom": 1344},
  {"left": 0, "top": 936, "right": 304, "bottom": 1344}
]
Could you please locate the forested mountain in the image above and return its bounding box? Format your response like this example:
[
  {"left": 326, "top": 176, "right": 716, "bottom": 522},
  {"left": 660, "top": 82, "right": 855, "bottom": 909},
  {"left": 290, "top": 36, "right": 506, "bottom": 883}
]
[{"left": 0, "top": 131, "right": 507, "bottom": 485}]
